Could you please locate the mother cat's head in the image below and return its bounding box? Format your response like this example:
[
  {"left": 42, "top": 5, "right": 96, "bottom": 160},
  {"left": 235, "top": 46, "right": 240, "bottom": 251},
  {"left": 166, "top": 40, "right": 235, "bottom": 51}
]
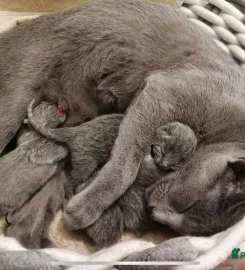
[{"left": 147, "top": 142, "right": 245, "bottom": 236}]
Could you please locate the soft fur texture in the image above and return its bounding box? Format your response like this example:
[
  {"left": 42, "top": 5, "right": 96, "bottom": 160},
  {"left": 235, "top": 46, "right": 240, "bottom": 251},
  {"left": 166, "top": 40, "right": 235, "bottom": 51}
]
[
  {"left": 0, "top": 102, "right": 68, "bottom": 216},
  {"left": 1, "top": 102, "right": 68, "bottom": 248},
  {"left": 148, "top": 148, "right": 245, "bottom": 236},
  {"left": 0, "top": 0, "right": 245, "bottom": 256},
  {"left": 0, "top": 0, "right": 186, "bottom": 154},
  {"left": 0, "top": 0, "right": 179, "bottom": 12},
  {"left": 29, "top": 102, "right": 198, "bottom": 247},
  {"left": 34, "top": 0, "right": 245, "bottom": 235},
  {"left": 28, "top": 100, "right": 124, "bottom": 191}
]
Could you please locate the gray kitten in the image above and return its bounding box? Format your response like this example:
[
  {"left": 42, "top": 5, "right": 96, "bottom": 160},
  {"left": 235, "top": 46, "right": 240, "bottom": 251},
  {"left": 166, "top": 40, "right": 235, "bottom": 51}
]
[
  {"left": 28, "top": 101, "right": 195, "bottom": 247},
  {"left": 6, "top": 170, "right": 69, "bottom": 249},
  {"left": 0, "top": 102, "right": 68, "bottom": 216},
  {"left": 27, "top": 99, "right": 123, "bottom": 190},
  {"left": 0, "top": 0, "right": 244, "bottom": 237},
  {"left": 28, "top": 101, "right": 159, "bottom": 246},
  {"left": 151, "top": 122, "right": 197, "bottom": 171}
]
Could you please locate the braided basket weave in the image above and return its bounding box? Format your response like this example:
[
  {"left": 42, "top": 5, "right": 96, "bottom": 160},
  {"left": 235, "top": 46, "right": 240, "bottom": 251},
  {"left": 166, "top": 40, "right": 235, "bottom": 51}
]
[{"left": 180, "top": 0, "right": 245, "bottom": 69}]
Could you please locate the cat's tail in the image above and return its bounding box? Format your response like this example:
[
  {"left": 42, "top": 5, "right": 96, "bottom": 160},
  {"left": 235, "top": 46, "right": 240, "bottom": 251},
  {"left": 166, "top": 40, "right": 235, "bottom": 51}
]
[{"left": 27, "top": 99, "right": 71, "bottom": 143}]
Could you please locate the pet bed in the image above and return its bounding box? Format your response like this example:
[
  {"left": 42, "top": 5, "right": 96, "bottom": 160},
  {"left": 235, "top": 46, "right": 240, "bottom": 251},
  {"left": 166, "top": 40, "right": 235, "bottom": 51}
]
[{"left": 180, "top": 0, "right": 245, "bottom": 68}]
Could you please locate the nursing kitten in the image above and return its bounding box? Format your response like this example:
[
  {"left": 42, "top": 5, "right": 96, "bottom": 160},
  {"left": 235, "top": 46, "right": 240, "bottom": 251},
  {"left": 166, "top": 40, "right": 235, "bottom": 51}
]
[
  {"left": 0, "top": 0, "right": 244, "bottom": 239},
  {"left": 28, "top": 100, "right": 196, "bottom": 247},
  {"left": 0, "top": 103, "right": 68, "bottom": 248},
  {"left": 0, "top": 102, "right": 68, "bottom": 216}
]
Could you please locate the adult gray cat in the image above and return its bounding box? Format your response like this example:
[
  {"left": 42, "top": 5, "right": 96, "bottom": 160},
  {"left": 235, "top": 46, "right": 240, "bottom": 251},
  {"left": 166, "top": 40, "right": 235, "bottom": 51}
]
[
  {"left": 0, "top": 102, "right": 68, "bottom": 215},
  {"left": 28, "top": 101, "right": 196, "bottom": 247},
  {"left": 0, "top": 0, "right": 244, "bottom": 236},
  {"left": 52, "top": 0, "right": 245, "bottom": 231}
]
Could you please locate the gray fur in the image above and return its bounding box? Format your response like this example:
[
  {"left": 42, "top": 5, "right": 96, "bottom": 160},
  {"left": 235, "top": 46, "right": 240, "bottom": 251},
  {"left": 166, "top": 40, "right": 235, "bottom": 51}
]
[
  {"left": 0, "top": 102, "right": 68, "bottom": 215},
  {"left": 28, "top": 107, "right": 158, "bottom": 246},
  {"left": 148, "top": 144, "right": 245, "bottom": 236},
  {"left": 151, "top": 122, "right": 197, "bottom": 171},
  {"left": 0, "top": 0, "right": 244, "bottom": 236},
  {"left": 28, "top": 99, "right": 124, "bottom": 189},
  {"left": 28, "top": 106, "right": 193, "bottom": 247},
  {"left": 0, "top": 0, "right": 192, "bottom": 151},
  {"left": 6, "top": 170, "right": 69, "bottom": 249},
  {"left": 83, "top": 156, "right": 163, "bottom": 248},
  {"left": 52, "top": 0, "right": 245, "bottom": 230}
]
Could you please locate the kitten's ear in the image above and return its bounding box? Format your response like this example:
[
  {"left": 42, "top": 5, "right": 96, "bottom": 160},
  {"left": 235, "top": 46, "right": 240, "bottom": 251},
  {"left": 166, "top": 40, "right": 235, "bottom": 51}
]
[{"left": 228, "top": 158, "right": 245, "bottom": 176}]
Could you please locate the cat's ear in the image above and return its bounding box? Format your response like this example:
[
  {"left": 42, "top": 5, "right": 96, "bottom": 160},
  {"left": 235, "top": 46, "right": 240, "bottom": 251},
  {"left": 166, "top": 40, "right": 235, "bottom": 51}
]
[{"left": 228, "top": 158, "right": 245, "bottom": 177}]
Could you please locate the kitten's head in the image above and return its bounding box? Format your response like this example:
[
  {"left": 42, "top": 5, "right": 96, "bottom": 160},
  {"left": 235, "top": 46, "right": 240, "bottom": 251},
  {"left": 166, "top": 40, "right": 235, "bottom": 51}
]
[
  {"left": 17, "top": 101, "right": 66, "bottom": 145},
  {"left": 30, "top": 101, "right": 66, "bottom": 128},
  {"left": 147, "top": 143, "right": 245, "bottom": 236},
  {"left": 151, "top": 122, "right": 197, "bottom": 171}
]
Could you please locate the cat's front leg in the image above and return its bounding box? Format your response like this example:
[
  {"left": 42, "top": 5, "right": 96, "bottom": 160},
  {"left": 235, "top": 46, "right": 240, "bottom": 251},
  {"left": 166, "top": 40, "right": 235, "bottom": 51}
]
[{"left": 63, "top": 72, "right": 187, "bottom": 229}]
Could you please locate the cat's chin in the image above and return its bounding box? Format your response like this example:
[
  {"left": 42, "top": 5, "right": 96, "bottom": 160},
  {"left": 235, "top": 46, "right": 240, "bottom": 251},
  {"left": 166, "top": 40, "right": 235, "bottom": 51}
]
[{"left": 151, "top": 210, "right": 184, "bottom": 233}]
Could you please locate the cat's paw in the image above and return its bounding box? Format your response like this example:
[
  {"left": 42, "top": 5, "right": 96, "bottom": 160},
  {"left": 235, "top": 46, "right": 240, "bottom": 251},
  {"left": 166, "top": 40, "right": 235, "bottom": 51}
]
[{"left": 64, "top": 191, "right": 102, "bottom": 230}]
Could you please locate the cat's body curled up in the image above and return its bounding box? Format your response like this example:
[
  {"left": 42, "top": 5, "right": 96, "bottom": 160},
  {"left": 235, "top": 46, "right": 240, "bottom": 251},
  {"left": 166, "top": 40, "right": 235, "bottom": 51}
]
[
  {"left": 28, "top": 100, "right": 197, "bottom": 247},
  {"left": 0, "top": 0, "right": 244, "bottom": 236}
]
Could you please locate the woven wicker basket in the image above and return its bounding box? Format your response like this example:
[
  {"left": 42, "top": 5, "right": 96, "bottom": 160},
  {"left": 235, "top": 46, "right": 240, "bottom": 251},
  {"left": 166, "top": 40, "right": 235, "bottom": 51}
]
[{"left": 180, "top": 0, "right": 245, "bottom": 69}]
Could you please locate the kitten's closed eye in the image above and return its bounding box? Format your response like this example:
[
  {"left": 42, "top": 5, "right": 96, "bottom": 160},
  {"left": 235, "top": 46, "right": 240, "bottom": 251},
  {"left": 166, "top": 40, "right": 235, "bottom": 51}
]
[{"left": 150, "top": 144, "right": 164, "bottom": 159}]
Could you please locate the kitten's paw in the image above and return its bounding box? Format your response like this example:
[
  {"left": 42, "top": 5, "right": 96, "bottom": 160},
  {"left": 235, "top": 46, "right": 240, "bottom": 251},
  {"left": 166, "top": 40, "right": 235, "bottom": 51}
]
[{"left": 64, "top": 192, "right": 102, "bottom": 230}]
